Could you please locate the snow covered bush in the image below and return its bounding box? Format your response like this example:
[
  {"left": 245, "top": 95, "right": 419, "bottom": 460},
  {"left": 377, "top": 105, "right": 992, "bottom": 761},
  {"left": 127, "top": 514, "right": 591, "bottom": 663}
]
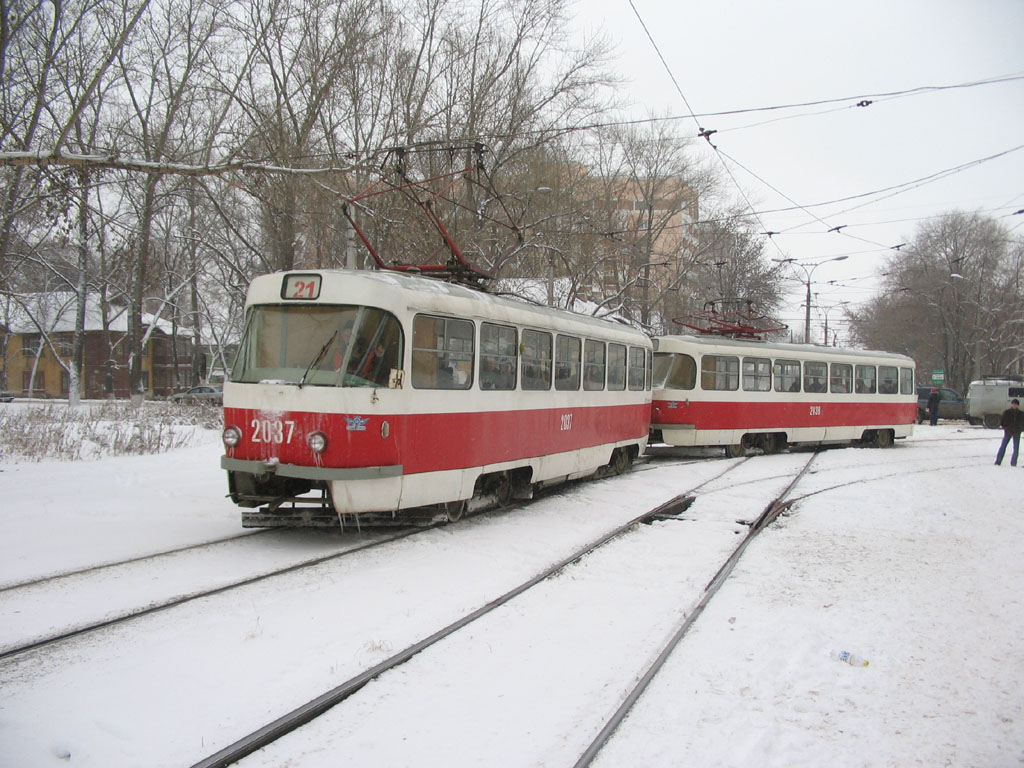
[{"left": 0, "top": 401, "right": 221, "bottom": 462}]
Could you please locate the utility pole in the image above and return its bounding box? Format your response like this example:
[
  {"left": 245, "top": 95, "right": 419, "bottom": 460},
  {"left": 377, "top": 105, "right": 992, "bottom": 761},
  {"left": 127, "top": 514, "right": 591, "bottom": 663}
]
[{"left": 773, "top": 255, "right": 849, "bottom": 342}]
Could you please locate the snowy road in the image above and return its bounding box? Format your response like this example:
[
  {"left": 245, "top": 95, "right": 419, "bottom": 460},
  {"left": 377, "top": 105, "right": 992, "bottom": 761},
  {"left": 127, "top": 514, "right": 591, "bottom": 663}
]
[{"left": 1, "top": 425, "right": 1022, "bottom": 767}]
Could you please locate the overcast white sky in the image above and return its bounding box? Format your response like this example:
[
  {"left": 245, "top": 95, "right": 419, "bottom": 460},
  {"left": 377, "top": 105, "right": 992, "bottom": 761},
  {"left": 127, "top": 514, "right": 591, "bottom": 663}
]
[{"left": 572, "top": 0, "right": 1024, "bottom": 339}]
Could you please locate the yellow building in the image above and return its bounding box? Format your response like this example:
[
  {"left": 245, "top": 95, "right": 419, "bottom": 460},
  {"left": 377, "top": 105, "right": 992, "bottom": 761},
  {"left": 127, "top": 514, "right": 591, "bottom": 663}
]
[{"left": 0, "top": 293, "right": 197, "bottom": 399}]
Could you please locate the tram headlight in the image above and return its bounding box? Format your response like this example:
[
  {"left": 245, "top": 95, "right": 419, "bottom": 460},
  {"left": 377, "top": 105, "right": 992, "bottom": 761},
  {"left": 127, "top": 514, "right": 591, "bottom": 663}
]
[
  {"left": 306, "top": 431, "right": 328, "bottom": 454},
  {"left": 222, "top": 426, "right": 242, "bottom": 448}
]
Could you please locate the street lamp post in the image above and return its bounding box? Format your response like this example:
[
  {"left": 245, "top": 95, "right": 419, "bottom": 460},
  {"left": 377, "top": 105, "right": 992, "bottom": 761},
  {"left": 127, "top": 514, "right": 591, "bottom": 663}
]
[
  {"left": 817, "top": 298, "right": 849, "bottom": 346},
  {"left": 773, "top": 255, "right": 849, "bottom": 342}
]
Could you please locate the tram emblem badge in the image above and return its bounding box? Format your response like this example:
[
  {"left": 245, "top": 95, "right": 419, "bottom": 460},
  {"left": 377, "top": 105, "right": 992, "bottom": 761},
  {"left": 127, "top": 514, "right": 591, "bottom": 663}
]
[{"left": 345, "top": 415, "right": 370, "bottom": 432}]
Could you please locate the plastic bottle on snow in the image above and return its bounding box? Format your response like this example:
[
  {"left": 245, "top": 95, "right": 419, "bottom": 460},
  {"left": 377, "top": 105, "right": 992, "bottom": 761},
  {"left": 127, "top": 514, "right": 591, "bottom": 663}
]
[{"left": 830, "top": 649, "right": 869, "bottom": 667}]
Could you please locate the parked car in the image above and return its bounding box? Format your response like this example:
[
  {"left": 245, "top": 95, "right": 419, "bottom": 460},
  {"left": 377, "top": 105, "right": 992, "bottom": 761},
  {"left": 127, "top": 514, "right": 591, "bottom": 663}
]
[
  {"left": 915, "top": 386, "right": 966, "bottom": 423},
  {"left": 0, "top": 391, "right": 15, "bottom": 403},
  {"left": 966, "top": 376, "right": 1024, "bottom": 428},
  {"left": 169, "top": 385, "right": 222, "bottom": 405}
]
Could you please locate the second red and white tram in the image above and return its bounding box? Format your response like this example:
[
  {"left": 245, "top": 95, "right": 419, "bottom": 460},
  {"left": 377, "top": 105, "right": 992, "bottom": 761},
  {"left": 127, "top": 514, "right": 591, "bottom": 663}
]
[
  {"left": 650, "top": 334, "right": 916, "bottom": 455},
  {"left": 221, "top": 270, "right": 652, "bottom": 525}
]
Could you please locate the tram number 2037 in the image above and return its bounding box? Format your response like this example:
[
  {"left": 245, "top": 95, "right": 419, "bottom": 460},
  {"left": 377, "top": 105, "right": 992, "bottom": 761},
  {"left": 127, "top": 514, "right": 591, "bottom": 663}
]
[{"left": 250, "top": 418, "right": 296, "bottom": 444}]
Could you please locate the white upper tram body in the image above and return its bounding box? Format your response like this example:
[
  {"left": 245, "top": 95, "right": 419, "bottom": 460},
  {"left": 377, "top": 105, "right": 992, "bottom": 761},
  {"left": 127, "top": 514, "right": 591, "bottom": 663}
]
[{"left": 222, "top": 270, "right": 652, "bottom": 524}]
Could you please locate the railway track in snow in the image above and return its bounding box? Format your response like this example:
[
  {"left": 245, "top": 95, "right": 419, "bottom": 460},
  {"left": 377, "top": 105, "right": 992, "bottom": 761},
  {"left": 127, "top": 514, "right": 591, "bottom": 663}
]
[
  {"left": 191, "top": 453, "right": 817, "bottom": 768},
  {"left": 0, "top": 450, "right": 737, "bottom": 664},
  {"left": 0, "top": 526, "right": 430, "bottom": 662}
]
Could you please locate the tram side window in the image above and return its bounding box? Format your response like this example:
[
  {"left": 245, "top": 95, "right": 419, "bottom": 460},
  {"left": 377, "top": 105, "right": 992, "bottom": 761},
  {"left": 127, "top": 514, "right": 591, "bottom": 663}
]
[
  {"left": 653, "top": 352, "right": 695, "bottom": 390},
  {"left": 742, "top": 357, "right": 771, "bottom": 391},
  {"left": 480, "top": 322, "right": 517, "bottom": 391},
  {"left": 701, "top": 355, "right": 739, "bottom": 391},
  {"left": 774, "top": 359, "right": 801, "bottom": 392},
  {"left": 830, "top": 363, "right": 852, "bottom": 394},
  {"left": 804, "top": 361, "right": 827, "bottom": 393},
  {"left": 646, "top": 348, "right": 653, "bottom": 390},
  {"left": 855, "top": 364, "right": 877, "bottom": 394},
  {"left": 608, "top": 344, "right": 627, "bottom": 391},
  {"left": 628, "top": 346, "right": 646, "bottom": 390},
  {"left": 878, "top": 365, "right": 899, "bottom": 394},
  {"left": 521, "top": 329, "right": 552, "bottom": 390},
  {"left": 900, "top": 367, "right": 914, "bottom": 395},
  {"left": 583, "top": 339, "right": 606, "bottom": 391},
  {"left": 555, "top": 335, "right": 582, "bottom": 390},
  {"left": 411, "top": 314, "right": 474, "bottom": 390}
]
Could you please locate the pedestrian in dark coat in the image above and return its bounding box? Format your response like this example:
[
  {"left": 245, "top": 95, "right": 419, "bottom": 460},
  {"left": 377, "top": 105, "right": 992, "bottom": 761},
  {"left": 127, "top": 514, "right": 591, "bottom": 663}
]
[
  {"left": 995, "top": 399, "right": 1024, "bottom": 466},
  {"left": 927, "top": 388, "right": 941, "bottom": 426}
]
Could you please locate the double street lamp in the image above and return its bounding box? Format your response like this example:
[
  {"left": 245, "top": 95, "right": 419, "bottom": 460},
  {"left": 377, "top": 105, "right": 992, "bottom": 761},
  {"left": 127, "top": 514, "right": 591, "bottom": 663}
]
[{"left": 773, "top": 255, "right": 849, "bottom": 343}]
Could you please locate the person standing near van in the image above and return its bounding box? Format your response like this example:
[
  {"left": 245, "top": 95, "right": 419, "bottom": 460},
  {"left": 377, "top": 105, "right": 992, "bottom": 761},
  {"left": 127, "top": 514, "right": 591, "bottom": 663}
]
[
  {"left": 927, "top": 388, "right": 941, "bottom": 426},
  {"left": 995, "top": 399, "right": 1024, "bottom": 466}
]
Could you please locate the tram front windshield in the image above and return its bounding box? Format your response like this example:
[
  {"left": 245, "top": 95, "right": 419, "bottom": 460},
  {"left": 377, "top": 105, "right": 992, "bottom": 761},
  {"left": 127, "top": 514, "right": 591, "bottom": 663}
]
[
  {"left": 652, "top": 352, "right": 696, "bottom": 390},
  {"left": 230, "top": 304, "right": 403, "bottom": 388}
]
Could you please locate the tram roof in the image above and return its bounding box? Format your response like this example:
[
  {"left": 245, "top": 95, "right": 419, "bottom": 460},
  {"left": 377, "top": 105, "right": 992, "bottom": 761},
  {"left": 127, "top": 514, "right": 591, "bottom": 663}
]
[
  {"left": 654, "top": 333, "right": 914, "bottom": 364},
  {"left": 247, "top": 269, "right": 649, "bottom": 342}
]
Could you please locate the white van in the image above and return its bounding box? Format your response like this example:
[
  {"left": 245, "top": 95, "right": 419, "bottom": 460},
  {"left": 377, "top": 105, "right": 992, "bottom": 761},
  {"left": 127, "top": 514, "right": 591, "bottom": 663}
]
[{"left": 966, "top": 376, "right": 1024, "bottom": 428}]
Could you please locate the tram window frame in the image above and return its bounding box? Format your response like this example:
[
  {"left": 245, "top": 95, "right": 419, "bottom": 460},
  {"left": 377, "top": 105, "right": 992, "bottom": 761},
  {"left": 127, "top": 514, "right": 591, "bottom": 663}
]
[
  {"left": 608, "top": 343, "right": 627, "bottom": 391},
  {"left": 900, "top": 366, "right": 914, "bottom": 395},
  {"left": 653, "top": 352, "right": 696, "bottom": 390},
  {"left": 411, "top": 314, "right": 474, "bottom": 390},
  {"left": 521, "top": 329, "right": 553, "bottom": 390},
  {"left": 855, "top": 364, "right": 877, "bottom": 394},
  {"left": 742, "top": 356, "right": 771, "bottom": 392},
  {"left": 646, "top": 349, "right": 653, "bottom": 390},
  {"left": 878, "top": 365, "right": 899, "bottom": 394},
  {"left": 830, "top": 362, "right": 852, "bottom": 394},
  {"left": 774, "top": 359, "right": 801, "bottom": 393},
  {"left": 803, "top": 360, "right": 828, "bottom": 394},
  {"left": 701, "top": 354, "right": 739, "bottom": 391},
  {"left": 628, "top": 346, "right": 646, "bottom": 391},
  {"left": 555, "top": 334, "right": 582, "bottom": 391},
  {"left": 583, "top": 339, "right": 606, "bottom": 391},
  {"left": 480, "top": 322, "right": 517, "bottom": 391}
]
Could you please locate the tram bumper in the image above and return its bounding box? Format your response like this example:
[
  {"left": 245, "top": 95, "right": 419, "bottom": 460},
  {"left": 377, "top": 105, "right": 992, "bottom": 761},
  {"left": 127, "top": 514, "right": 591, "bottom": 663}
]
[
  {"left": 221, "top": 456, "right": 402, "bottom": 482},
  {"left": 222, "top": 456, "right": 404, "bottom": 514}
]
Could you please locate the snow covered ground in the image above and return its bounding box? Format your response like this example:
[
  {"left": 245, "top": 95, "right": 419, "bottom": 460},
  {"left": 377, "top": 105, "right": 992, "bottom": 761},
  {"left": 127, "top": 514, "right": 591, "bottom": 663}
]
[{"left": 0, "top": 420, "right": 1021, "bottom": 767}]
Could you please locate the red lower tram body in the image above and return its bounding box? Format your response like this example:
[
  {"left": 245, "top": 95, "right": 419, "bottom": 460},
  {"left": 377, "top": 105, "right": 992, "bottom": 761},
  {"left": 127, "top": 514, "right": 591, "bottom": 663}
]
[{"left": 223, "top": 393, "right": 649, "bottom": 520}]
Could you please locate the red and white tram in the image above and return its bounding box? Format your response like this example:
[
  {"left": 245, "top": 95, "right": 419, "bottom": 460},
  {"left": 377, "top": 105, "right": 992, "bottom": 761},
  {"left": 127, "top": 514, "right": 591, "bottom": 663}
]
[
  {"left": 650, "top": 334, "right": 916, "bottom": 456},
  {"left": 221, "top": 270, "right": 652, "bottom": 525}
]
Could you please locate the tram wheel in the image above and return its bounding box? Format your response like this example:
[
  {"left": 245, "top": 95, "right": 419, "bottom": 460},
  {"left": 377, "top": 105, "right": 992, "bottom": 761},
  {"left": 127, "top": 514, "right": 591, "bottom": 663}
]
[
  {"left": 492, "top": 472, "right": 512, "bottom": 507},
  {"left": 725, "top": 443, "right": 745, "bottom": 458},
  {"left": 612, "top": 448, "right": 632, "bottom": 475},
  {"left": 761, "top": 434, "right": 785, "bottom": 455},
  {"left": 444, "top": 500, "right": 467, "bottom": 523},
  {"left": 874, "top": 429, "right": 894, "bottom": 448}
]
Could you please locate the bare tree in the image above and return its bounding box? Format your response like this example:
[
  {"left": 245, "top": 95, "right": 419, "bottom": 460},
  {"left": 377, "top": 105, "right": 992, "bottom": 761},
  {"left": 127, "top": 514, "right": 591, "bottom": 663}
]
[{"left": 850, "top": 211, "right": 1024, "bottom": 391}]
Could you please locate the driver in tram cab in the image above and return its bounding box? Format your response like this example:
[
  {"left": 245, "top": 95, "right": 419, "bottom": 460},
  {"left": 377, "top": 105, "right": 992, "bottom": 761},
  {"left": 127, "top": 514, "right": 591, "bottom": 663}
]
[{"left": 355, "top": 340, "right": 391, "bottom": 385}]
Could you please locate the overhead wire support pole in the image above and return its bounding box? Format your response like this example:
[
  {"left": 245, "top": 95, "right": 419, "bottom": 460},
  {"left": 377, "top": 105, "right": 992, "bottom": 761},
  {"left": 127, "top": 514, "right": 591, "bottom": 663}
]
[{"left": 773, "top": 255, "right": 849, "bottom": 342}]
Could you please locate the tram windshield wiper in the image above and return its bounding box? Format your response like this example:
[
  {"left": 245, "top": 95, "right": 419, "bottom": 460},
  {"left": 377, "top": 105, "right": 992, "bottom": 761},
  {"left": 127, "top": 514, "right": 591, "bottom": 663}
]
[{"left": 298, "top": 330, "right": 337, "bottom": 388}]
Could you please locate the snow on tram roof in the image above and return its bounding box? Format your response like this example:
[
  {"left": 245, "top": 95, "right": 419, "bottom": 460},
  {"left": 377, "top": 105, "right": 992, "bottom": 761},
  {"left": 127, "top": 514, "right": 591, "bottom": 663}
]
[
  {"left": 654, "top": 333, "right": 914, "bottom": 364},
  {"left": 248, "top": 269, "right": 648, "bottom": 340}
]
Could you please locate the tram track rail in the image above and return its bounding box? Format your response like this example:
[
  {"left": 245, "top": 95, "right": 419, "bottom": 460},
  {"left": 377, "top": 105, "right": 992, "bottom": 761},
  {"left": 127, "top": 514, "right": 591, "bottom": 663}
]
[
  {"left": 2, "top": 450, "right": 688, "bottom": 666},
  {"left": 0, "top": 525, "right": 432, "bottom": 662},
  {"left": 573, "top": 450, "right": 819, "bottom": 767},
  {"left": 0, "top": 467, "right": 657, "bottom": 664},
  {"left": 191, "top": 458, "right": 754, "bottom": 768},
  {"left": 0, "top": 528, "right": 274, "bottom": 593}
]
